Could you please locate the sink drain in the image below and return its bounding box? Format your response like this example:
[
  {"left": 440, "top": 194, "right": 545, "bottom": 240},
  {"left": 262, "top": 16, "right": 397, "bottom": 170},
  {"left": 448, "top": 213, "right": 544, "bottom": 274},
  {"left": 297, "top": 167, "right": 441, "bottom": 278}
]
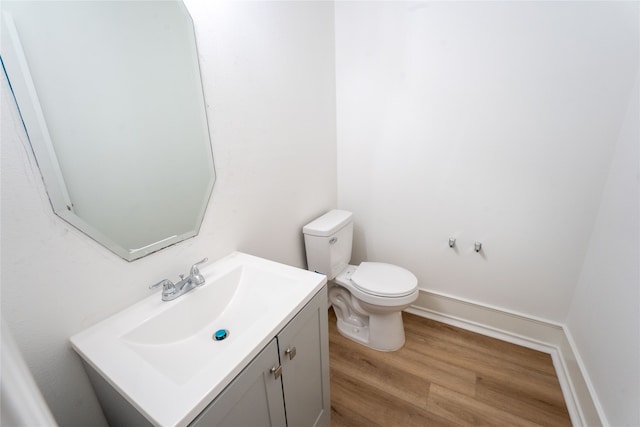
[{"left": 213, "top": 329, "right": 229, "bottom": 341}]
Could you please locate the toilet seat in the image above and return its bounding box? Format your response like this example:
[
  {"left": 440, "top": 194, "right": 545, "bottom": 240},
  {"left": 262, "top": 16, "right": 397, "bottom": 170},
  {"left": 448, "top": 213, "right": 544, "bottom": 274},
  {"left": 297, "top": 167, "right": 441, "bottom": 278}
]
[{"left": 351, "top": 262, "right": 417, "bottom": 297}]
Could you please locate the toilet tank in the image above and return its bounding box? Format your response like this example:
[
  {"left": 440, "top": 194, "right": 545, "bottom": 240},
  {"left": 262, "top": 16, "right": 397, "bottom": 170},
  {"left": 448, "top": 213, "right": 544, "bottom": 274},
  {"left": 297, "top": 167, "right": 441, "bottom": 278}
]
[{"left": 303, "top": 210, "right": 353, "bottom": 280}]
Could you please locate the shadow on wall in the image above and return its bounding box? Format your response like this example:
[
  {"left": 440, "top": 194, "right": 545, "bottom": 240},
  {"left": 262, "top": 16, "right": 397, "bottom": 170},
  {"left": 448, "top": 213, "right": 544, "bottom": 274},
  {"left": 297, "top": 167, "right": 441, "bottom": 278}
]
[
  {"left": 352, "top": 223, "right": 368, "bottom": 264},
  {"left": 1, "top": 320, "right": 58, "bottom": 426}
]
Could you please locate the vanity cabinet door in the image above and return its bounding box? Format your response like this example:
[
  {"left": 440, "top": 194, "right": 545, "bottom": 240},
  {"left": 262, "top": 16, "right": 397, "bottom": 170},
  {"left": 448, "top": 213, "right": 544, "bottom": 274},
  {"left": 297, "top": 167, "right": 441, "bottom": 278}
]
[
  {"left": 278, "top": 286, "right": 330, "bottom": 427},
  {"left": 190, "top": 338, "right": 286, "bottom": 427}
]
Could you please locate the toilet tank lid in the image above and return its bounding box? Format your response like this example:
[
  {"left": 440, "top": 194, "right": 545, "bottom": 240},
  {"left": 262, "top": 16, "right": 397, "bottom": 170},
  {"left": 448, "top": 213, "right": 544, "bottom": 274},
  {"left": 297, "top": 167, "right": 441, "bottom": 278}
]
[{"left": 303, "top": 210, "right": 353, "bottom": 237}]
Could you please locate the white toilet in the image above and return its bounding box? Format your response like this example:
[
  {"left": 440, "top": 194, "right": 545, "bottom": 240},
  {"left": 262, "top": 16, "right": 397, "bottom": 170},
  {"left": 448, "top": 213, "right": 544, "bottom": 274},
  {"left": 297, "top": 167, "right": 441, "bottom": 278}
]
[{"left": 303, "top": 210, "right": 419, "bottom": 351}]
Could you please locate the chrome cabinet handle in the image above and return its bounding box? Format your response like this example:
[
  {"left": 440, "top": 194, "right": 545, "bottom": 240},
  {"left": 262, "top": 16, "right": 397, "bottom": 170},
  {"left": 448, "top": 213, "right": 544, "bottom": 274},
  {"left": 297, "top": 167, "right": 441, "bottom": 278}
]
[
  {"left": 270, "top": 365, "right": 282, "bottom": 380},
  {"left": 285, "top": 346, "right": 297, "bottom": 360}
]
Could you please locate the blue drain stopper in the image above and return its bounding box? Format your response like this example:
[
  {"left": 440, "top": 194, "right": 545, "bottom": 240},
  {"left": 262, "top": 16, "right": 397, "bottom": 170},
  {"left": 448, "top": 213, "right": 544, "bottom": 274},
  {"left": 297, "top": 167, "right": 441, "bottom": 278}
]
[{"left": 214, "top": 329, "right": 229, "bottom": 341}]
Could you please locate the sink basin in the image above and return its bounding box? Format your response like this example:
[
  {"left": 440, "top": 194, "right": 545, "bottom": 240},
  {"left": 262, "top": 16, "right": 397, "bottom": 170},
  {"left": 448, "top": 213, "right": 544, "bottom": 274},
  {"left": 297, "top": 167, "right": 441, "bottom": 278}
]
[
  {"left": 122, "top": 266, "right": 253, "bottom": 346},
  {"left": 122, "top": 264, "right": 298, "bottom": 384},
  {"left": 70, "top": 252, "right": 326, "bottom": 427}
]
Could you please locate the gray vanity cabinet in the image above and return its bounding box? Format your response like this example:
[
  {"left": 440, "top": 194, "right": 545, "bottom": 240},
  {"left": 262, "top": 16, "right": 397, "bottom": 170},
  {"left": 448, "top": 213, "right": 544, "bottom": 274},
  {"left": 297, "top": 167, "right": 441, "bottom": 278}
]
[
  {"left": 189, "top": 338, "right": 286, "bottom": 426},
  {"left": 278, "top": 286, "right": 330, "bottom": 427},
  {"left": 191, "top": 286, "right": 330, "bottom": 427}
]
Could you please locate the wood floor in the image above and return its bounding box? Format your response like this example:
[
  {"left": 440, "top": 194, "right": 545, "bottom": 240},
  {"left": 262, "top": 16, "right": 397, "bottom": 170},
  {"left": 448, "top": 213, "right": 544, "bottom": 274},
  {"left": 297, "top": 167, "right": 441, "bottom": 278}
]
[{"left": 328, "top": 309, "right": 572, "bottom": 427}]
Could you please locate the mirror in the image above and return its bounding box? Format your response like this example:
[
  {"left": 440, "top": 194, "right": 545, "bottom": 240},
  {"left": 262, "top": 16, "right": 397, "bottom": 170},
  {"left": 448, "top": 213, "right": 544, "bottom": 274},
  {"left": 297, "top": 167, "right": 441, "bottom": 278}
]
[{"left": 1, "top": 0, "right": 215, "bottom": 261}]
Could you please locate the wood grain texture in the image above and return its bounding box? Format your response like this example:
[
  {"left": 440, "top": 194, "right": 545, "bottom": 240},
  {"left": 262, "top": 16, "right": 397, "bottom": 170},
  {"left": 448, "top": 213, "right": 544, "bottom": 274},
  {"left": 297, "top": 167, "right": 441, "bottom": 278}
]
[{"left": 329, "top": 309, "right": 571, "bottom": 427}]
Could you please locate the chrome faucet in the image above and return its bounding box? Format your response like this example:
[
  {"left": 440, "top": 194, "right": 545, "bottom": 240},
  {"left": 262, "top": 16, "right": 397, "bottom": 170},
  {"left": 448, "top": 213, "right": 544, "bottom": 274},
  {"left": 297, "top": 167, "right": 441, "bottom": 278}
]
[{"left": 149, "top": 258, "right": 208, "bottom": 301}]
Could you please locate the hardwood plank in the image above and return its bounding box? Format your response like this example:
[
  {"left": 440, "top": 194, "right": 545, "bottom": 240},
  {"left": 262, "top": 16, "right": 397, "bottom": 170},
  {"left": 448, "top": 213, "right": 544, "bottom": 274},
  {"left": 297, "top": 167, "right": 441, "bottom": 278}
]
[
  {"left": 329, "top": 337, "right": 431, "bottom": 408},
  {"left": 329, "top": 323, "right": 477, "bottom": 399},
  {"left": 388, "top": 345, "right": 477, "bottom": 397},
  {"left": 426, "top": 383, "right": 542, "bottom": 427},
  {"left": 403, "top": 336, "right": 564, "bottom": 400},
  {"left": 328, "top": 308, "right": 572, "bottom": 426},
  {"left": 402, "top": 319, "right": 564, "bottom": 402},
  {"left": 475, "top": 375, "right": 571, "bottom": 426},
  {"left": 330, "top": 368, "right": 458, "bottom": 427},
  {"left": 403, "top": 315, "right": 556, "bottom": 376}
]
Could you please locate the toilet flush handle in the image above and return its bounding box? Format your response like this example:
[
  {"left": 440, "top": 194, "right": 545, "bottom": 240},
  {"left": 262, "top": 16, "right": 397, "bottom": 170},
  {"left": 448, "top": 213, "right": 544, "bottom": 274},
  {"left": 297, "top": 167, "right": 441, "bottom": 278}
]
[{"left": 329, "top": 237, "right": 338, "bottom": 244}]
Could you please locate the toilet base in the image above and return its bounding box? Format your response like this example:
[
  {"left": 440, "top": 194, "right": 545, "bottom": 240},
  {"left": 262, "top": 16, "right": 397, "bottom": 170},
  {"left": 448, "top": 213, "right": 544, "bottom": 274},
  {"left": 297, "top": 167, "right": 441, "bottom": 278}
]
[
  {"left": 335, "top": 317, "right": 369, "bottom": 347},
  {"left": 334, "top": 308, "right": 406, "bottom": 352},
  {"left": 329, "top": 282, "right": 412, "bottom": 352}
]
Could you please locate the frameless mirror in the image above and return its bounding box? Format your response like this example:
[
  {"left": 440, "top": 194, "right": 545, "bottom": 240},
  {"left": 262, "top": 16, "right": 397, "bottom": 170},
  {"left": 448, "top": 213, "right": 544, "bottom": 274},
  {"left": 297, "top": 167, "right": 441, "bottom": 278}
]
[{"left": 1, "top": 0, "right": 215, "bottom": 261}]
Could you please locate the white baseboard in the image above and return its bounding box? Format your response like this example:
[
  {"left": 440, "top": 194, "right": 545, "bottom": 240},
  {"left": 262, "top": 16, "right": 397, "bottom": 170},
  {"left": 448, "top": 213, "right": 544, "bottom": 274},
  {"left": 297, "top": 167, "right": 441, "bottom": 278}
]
[{"left": 405, "top": 289, "right": 604, "bottom": 427}]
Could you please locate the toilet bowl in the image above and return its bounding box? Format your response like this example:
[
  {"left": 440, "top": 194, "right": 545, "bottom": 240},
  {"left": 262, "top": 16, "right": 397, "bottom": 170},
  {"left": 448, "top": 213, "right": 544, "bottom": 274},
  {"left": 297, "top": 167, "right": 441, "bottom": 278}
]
[
  {"left": 303, "top": 210, "right": 418, "bottom": 351},
  {"left": 330, "top": 263, "right": 418, "bottom": 351}
]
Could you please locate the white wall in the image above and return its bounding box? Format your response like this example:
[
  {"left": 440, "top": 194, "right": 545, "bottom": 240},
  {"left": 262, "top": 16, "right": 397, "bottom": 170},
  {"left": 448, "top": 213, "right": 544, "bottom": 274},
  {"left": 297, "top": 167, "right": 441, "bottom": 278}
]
[
  {"left": 565, "top": 75, "right": 639, "bottom": 426},
  {"left": 3, "top": 1, "right": 637, "bottom": 425},
  {"left": 335, "top": 1, "right": 639, "bottom": 323},
  {"left": 0, "top": 1, "right": 336, "bottom": 425}
]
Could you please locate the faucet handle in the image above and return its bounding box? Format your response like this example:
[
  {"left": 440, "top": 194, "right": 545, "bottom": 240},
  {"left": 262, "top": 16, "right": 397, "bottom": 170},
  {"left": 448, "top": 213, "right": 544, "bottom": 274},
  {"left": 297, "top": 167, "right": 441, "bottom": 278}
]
[
  {"left": 150, "top": 279, "right": 172, "bottom": 290},
  {"left": 190, "top": 258, "right": 208, "bottom": 285},
  {"left": 190, "top": 258, "right": 208, "bottom": 275},
  {"left": 149, "top": 279, "right": 176, "bottom": 296}
]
